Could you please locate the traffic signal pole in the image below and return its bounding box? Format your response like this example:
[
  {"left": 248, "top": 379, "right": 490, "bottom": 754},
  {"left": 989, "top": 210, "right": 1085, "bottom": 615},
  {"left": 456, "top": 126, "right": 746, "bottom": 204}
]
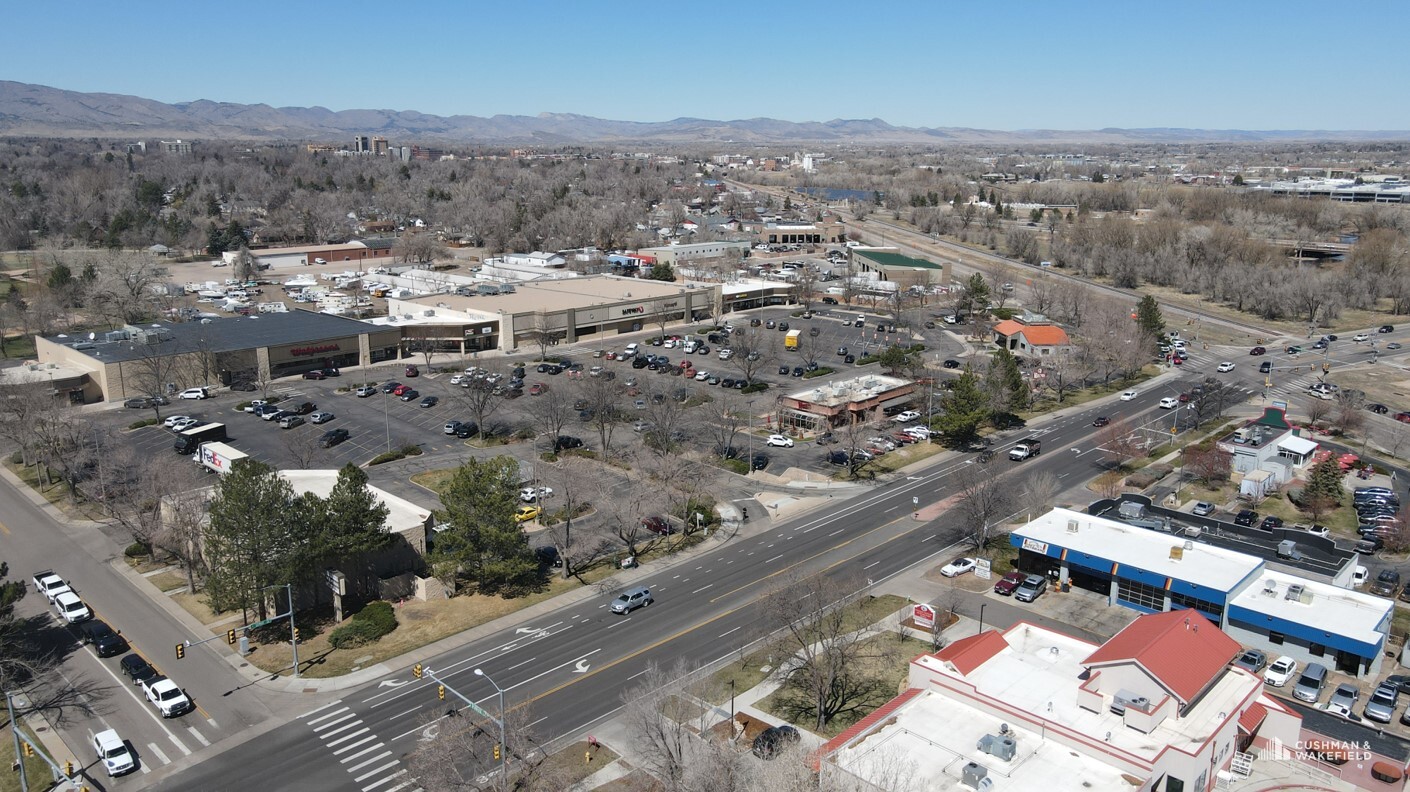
[{"left": 413, "top": 664, "right": 505, "bottom": 788}]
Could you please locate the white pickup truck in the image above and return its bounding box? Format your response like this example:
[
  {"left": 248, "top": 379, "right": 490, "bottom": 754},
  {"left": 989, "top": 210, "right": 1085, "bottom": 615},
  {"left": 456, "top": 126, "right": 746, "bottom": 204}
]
[
  {"left": 53, "top": 591, "right": 92, "bottom": 624},
  {"left": 140, "top": 676, "right": 193, "bottom": 718},
  {"left": 32, "top": 570, "right": 72, "bottom": 602}
]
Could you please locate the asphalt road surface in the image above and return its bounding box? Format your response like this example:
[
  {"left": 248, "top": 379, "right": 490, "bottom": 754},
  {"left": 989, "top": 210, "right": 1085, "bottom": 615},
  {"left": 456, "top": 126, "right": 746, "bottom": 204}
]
[{"left": 145, "top": 385, "right": 1191, "bottom": 792}]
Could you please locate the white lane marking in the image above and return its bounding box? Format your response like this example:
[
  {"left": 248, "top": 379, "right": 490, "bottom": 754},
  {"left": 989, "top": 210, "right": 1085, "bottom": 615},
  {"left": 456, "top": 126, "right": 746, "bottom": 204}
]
[
  {"left": 302, "top": 700, "right": 346, "bottom": 720},
  {"left": 187, "top": 727, "right": 210, "bottom": 747},
  {"left": 505, "top": 657, "right": 536, "bottom": 672},
  {"left": 347, "top": 751, "right": 394, "bottom": 772},
  {"left": 147, "top": 743, "right": 171, "bottom": 765},
  {"left": 333, "top": 735, "right": 379, "bottom": 756},
  {"left": 308, "top": 706, "right": 351, "bottom": 726},
  {"left": 829, "top": 529, "right": 845, "bottom": 537},
  {"left": 341, "top": 744, "right": 387, "bottom": 764},
  {"left": 692, "top": 584, "right": 713, "bottom": 594},
  {"left": 363, "top": 771, "right": 409, "bottom": 791},
  {"left": 205, "top": 717, "right": 220, "bottom": 729},
  {"left": 320, "top": 719, "right": 364, "bottom": 739},
  {"left": 863, "top": 561, "right": 880, "bottom": 570},
  {"left": 719, "top": 626, "right": 741, "bottom": 639},
  {"left": 387, "top": 705, "right": 423, "bottom": 721},
  {"left": 627, "top": 670, "right": 648, "bottom": 681},
  {"left": 766, "top": 555, "right": 784, "bottom": 563},
  {"left": 606, "top": 618, "right": 629, "bottom": 628},
  {"left": 314, "top": 713, "right": 357, "bottom": 732},
  {"left": 324, "top": 727, "right": 371, "bottom": 748},
  {"left": 84, "top": 643, "right": 192, "bottom": 753},
  {"left": 354, "top": 761, "right": 400, "bottom": 782}
]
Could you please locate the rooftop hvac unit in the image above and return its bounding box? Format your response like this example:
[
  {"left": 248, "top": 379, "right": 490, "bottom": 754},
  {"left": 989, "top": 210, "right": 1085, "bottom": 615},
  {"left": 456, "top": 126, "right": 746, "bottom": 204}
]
[
  {"left": 1263, "top": 579, "right": 1277, "bottom": 596},
  {"left": 1066, "top": 519, "right": 1080, "bottom": 534},
  {"left": 1111, "top": 689, "right": 1150, "bottom": 715},
  {"left": 977, "top": 733, "right": 1017, "bottom": 762},
  {"left": 1285, "top": 584, "right": 1305, "bottom": 601},
  {"left": 961, "top": 762, "right": 989, "bottom": 789}
]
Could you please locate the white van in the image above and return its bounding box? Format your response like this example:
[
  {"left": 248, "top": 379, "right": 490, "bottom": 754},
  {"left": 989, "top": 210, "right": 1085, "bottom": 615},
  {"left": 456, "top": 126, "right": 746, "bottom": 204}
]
[
  {"left": 623, "top": 343, "right": 639, "bottom": 358},
  {"left": 683, "top": 339, "right": 698, "bottom": 353}
]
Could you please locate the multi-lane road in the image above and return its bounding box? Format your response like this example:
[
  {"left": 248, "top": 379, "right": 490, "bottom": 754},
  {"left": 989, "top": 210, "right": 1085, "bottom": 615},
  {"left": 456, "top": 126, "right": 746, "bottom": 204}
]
[{"left": 139, "top": 362, "right": 1241, "bottom": 792}]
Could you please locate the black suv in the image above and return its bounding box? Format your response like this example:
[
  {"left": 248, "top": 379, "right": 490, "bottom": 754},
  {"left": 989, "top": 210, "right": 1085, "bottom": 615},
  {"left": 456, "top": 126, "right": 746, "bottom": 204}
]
[
  {"left": 553, "top": 436, "right": 584, "bottom": 452},
  {"left": 319, "top": 429, "right": 349, "bottom": 448},
  {"left": 1258, "top": 515, "right": 1284, "bottom": 531},
  {"left": 80, "top": 620, "right": 130, "bottom": 658},
  {"left": 1234, "top": 509, "right": 1258, "bottom": 526}
]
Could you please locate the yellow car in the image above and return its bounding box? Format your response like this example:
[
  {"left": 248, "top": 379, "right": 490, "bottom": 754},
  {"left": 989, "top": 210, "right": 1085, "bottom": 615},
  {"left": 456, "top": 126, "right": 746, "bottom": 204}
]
[{"left": 514, "top": 505, "right": 543, "bottom": 523}]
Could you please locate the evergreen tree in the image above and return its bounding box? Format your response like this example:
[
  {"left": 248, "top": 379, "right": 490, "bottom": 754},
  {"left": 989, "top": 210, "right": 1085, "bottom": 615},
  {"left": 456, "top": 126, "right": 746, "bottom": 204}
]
[
  {"left": 935, "top": 368, "right": 990, "bottom": 445},
  {"left": 1301, "top": 456, "right": 1344, "bottom": 507},
  {"left": 1135, "top": 294, "right": 1165, "bottom": 338},
  {"left": 433, "top": 457, "right": 538, "bottom": 594},
  {"left": 647, "top": 261, "right": 676, "bottom": 282},
  {"left": 962, "top": 272, "right": 990, "bottom": 316},
  {"left": 318, "top": 463, "right": 391, "bottom": 559},
  {"left": 985, "top": 348, "right": 1029, "bottom": 414},
  {"left": 204, "top": 460, "right": 303, "bottom": 620},
  {"left": 877, "top": 344, "right": 919, "bottom": 377}
]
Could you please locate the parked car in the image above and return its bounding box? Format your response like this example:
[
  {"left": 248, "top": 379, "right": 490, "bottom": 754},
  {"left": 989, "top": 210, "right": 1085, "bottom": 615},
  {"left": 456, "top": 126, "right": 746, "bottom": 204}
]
[
  {"left": 1258, "top": 516, "right": 1284, "bottom": 531},
  {"left": 1234, "top": 509, "right": 1258, "bottom": 526},
  {"left": 355, "top": 385, "right": 378, "bottom": 397},
  {"left": 177, "top": 387, "right": 209, "bottom": 400},
  {"left": 419, "top": 396, "right": 438, "bottom": 408},
  {"left": 1014, "top": 575, "right": 1047, "bottom": 603},
  {"left": 519, "top": 486, "right": 554, "bottom": 503},
  {"left": 302, "top": 370, "right": 326, "bottom": 380},
  {"left": 1327, "top": 683, "right": 1360, "bottom": 716},
  {"left": 1192, "top": 502, "right": 1215, "bottom": 516},
  {"left": 765, "top": 434, "right": 794, "bottom": 448},
  {"left": 751, "top": 453, "right": 769, "bottom": 470},
  {"left": 1365, "top": 683, "right": 1400, "bottom": 723},
  {"left": 398, "top": 389, "right": 420, "bottom": 402},
  {"left": 940, "top": 557, "right": 977, "bottom": 577},
  {"left": 141, "top": 676, "right": 193, "bottom": 718},
  {"left": 404, "top": 364, "right": 420, "bottom": 377},
  {"left": 1232, "top": 649, "right": 1268, "bottom": 674},
  {"left": 993, "top": 571, "right": 1026, "bottom": 596},
  {"left": 1371, "top": 570, "right": 1402, "bottom": 597},
  {"left": 751, "top": 725, "right": 801, "bottom": 760},
  {"left": 309, "top": 411, "right": 335, "bottom": 424},
  {"left": 318, "top": 429, "right": 349, "bottom": 448},
  {"left": 1264, "top": 656, "right": 1297, "bottom": 687},
  {"left": 514, "top": 505, "right": 543, "bottom": 523},
  {"left": 278, "top": 415, "right": 305, "bottom": 429}
]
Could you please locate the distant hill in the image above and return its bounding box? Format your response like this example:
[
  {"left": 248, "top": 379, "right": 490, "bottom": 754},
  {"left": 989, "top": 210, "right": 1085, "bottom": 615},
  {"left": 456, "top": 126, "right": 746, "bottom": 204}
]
[{"left": 1, "top": 81, "right": 1406, "bottom": 145}]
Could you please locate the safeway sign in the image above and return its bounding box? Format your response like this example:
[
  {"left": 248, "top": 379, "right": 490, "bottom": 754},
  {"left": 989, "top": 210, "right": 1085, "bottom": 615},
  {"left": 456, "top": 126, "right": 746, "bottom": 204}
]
[{"left": 912, "top": 603, "right": 936, "bottom": 630}]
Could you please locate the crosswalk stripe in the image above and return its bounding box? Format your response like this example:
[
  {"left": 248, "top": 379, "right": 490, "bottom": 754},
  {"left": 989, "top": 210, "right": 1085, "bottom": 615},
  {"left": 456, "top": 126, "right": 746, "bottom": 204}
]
[
  {"left": 147, "top": 743, "right": 170, "bottom": 765},
  {"left": 304, "top": 703, "right": 348, "bottom": 723},
  {"left": 324, "top": 727, "right": 371, "bottom": 748},
  {"left": 347, "top": 751, "right": 393, "bottom": 773},
  {"left": 313, "top": 712, "right": 356, "bottom": 732},
  {"left": 319, "top": 719, "right": 364, "bottom": 739},
  {"left": 341, "top": 743, "right": 386, "bottom": 764},
  {"left": 333, "top": 736, "right": 379, "bottom": 756},
  {"left": 187, "top": 726, "right": 210, "bottom": 747},
  {"left": 354, "top": 761, "right": 400, "bottom": 782},
  {"left": 362, "top": 770, "right": 409, "bottom": 791}
]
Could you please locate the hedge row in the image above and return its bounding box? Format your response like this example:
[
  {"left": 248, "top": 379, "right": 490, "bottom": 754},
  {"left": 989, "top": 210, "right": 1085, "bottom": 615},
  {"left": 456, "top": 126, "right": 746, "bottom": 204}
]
[{"left": 369, "top": 444, "right": 424, "bottom": 466}]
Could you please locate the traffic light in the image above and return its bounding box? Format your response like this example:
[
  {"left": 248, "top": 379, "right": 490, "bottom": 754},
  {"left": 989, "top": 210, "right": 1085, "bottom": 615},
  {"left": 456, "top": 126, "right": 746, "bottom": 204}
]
[
  {"left": 413, "top": 664, "right": 423, "bottom": 679},
  {"left": 495, "top": 744, "right": 501, "bottom": 761},
  {"left": 226, "top": 628, "right": 237, "bottom": 645},
  {"left": 21, "top": 742, "right": 33, "bottom": 757},
  {"left": 1322, "top": 361, "right": 1330, "bottom": 373},
  {"left": 175, "top": 642, "right": 185, "bottom": 660},
  {"left": 64, "top": 760, "right": 73, "bottom": 776},
  {"left": 293, "top": 627, "right": 301, "bottom": 643},
  {"left": 437, "top": 684, "right": 445, "bottom": 701}
]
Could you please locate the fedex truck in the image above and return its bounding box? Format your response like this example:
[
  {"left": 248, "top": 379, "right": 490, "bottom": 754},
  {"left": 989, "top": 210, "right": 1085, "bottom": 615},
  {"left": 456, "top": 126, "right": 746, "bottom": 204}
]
[{"left": 194, "top": 441, "right": 247, "bottom": 474}]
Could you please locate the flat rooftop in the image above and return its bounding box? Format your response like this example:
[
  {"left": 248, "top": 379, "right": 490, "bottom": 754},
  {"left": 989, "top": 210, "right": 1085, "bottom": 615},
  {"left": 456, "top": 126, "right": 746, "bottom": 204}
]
[
  {"left": 853, "top": 249, "right": 945, "bottom": 270},
  {"left": 277, "top": 470, "right": 429, "bottom": 535},
  {"left": 1017, "top": 508, "right": 1263, "bottom": 592},
  {"left": 786, "top": 374, "right": 912, "bottom": 408},
  {"left": 1228, "top": 568, "right": 1391, "bottom": 648},
  {"left": 830, "top": 688, "right": 1133, "bottom": 791},
  {"left": 45, "top": 310, "right": 389, "bottom": 364},
  {"left": 396, "top": 275, "right": 704, "bottom": 318},
  {"left": 912, "top": 622, "right": 1259, "bottom": 764}
]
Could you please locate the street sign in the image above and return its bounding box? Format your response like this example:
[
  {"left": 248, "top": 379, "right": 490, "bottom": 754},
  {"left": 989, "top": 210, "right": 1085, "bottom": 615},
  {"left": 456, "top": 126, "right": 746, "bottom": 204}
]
[
  {"left": 247, "top": 618, "right": 276, "bottom": 630},
  {"left": 912, "top": 603, "right": 936, "bottom": 630},
  {"left": 974, "top": 559, "right": 993, "bottom": 580},
  {"left": 326, "top": 569, "right": 347, "bottom": 596}
]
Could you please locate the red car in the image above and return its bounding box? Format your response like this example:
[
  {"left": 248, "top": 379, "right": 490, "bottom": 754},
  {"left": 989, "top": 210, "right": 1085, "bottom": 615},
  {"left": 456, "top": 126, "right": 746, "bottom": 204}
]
[
  {"left": 404, "top": 364, "right": 420, "bottom": 377},
  {"left": 1249, "top": 346, "right": 1266, "bottom": 356},
  {"left": 302, "top": 370, "right": 326, "bottom": 380},
  {"left": 1396, "top": 412, "right": 1410, "bottom": 424},
  {"left": 1178, "top": 393, "right": 1191, "bottom": 402},
  {"left": 994, "top": 571, "right": 1026, "bottom": 596},
  {"left": 530, "top": 383, "right": 547, "bottom": 395},
  {"left": 392, "top": 384, "right": 412, "bottom": 396},
  {"left": 1172, "top": 357, "right": 1184, "bottom": 365}
]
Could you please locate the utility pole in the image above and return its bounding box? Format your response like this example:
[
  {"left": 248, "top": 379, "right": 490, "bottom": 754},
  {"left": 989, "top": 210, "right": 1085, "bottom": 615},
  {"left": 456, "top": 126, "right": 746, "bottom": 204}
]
[{"left": 413, "top": 664, "right": 507, "bottom": 789}]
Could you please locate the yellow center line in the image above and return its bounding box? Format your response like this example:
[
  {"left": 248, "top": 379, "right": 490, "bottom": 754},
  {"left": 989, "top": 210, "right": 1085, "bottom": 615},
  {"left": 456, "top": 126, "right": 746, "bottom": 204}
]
[{"left": 0, "top": 519, "right": 9, "bottom": 535}]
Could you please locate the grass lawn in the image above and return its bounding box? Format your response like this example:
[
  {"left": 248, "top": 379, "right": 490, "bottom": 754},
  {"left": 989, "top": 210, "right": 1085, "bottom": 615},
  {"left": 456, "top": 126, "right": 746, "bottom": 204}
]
[
  {"left": 594, "top": 770, "right": 661, "bottom": 792},
  {"left": 0, "top": 722, "right": 52, "bottom": 792},
  {"left": 146, "top": 570, "right": 189, "bottom": 593},
  {"left": 1, "top": 334, "right": 35, "bottom": 359},
  {"left": 3, "top": 460, "right": 106, "bottom": 521},
  {"left": 1253, "top": 492, "right": 1360, "bottom": 536},
  {"left": 704, "top": 594, "right": 907, "bottom": 703},
  {"left": 753, "top": 633, "right": 929, "bottom": 739},
  {"left": 531, "top": 740, "right": 620, "bottom": 790}
]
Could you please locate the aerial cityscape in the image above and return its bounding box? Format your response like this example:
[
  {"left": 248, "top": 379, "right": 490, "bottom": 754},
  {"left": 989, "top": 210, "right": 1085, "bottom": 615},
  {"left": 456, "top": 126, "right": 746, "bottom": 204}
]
[{"left": 3, "top": 3, "right": 1410, "bottom": 792}]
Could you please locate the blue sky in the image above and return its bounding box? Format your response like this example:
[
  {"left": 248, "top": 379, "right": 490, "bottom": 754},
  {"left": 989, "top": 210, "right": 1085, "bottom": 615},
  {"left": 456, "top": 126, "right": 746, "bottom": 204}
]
[{"left": 9, "top": 0, "right": 1408, "bottom": 130}]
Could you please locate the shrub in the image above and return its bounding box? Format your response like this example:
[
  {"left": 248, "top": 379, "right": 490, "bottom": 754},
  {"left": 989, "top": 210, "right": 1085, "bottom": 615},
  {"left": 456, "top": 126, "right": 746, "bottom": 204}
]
[
  {"left": 124, "top": 541, "right": 150, "bottom": 558},
  {"left": 855, "top": 355, "right": 879, "bottom": 366},
  {"left": 400, "top": 444, "right": 423, "bottom": 457},
  {"left": 329, "top": 600, "right": 398, "bottom": 649},
  {"left": 369, "top": 449, "right": 407, "bottom": 466},
  {"left": 740, "top": 382, "right": 770, "bottom": 394},
  {"left": 128, "top": 418, "right": 159, "bottom": 429},
  {"left": 720, "top": 458, "right": 749, "bottom": 475},
  {"left": 8, "top": 451, "right": 22, "bottom": 464},
  {"left": 235, "top": 401, "right": 252, "bottom": 412},
  {"left": 802, "top": 367, "right": 834, "bottom": 379}
]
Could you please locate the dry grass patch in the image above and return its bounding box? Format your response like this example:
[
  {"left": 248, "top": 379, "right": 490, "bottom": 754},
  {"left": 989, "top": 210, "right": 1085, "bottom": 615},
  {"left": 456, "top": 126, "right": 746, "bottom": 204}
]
[
  {"left": 170, "top": 590, "right": 223, "bottom": 626},
  {"left": 593, "top": 769, "right": 661, "bottom": 792},
  {"left": 3, "top": 460, "right": 106, "bottom": 520},
  {"left": 409, "top": 467, "right": 457, "bottom": 494},
  {"left": 529, "top": 741, "right": 620, "bottom": 789},
  {"left": 146, "top": 571, "right": 189, "bottom": 593}
]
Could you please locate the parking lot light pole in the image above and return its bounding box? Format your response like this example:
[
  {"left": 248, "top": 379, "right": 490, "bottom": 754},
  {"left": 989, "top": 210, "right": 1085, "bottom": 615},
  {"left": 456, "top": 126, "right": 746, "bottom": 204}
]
[
  {"left": 474, "top": 668, "right": 507, "bottom": 790},
  {"left": 382, "top": 386, "right": 391, "bottom": 453},
  {"left": 747, "top": 400, "right": 755, "bottom": 474}
]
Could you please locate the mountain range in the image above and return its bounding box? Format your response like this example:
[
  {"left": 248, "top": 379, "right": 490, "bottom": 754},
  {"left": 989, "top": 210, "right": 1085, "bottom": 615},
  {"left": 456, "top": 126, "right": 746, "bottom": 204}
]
[{"left": 1, "top": 81, "right": 1406, "bottom": 145}]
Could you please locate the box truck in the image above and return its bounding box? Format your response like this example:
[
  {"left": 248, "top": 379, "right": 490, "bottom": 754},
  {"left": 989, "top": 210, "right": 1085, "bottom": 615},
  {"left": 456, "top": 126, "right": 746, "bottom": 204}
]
[
  {"left": 194, "top": 441, "right": 247, "bottom": 474},
  {"left": 174, "top": 423, "right": 227, "bottom": 454},
  {"left": 784, "top": 329, "right": 802, "bottom": 350}
]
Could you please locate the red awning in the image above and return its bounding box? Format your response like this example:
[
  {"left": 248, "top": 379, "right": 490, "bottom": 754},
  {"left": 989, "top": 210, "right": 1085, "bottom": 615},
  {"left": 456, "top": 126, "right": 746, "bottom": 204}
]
[{"left": 1237, "top": 703, "right": 1267, "bottom": 734}]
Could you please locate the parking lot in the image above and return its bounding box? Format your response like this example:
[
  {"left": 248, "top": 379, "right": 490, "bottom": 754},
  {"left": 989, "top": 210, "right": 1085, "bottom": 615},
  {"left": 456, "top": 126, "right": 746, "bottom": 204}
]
[{"left": 105, "top": 303, "right": 970, "bottom": 485}]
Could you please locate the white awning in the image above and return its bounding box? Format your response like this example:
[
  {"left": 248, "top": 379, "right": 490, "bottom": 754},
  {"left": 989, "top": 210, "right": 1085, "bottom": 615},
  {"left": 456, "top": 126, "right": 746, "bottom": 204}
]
[{"left": 1278, "top": 436, "right": 1318, "bottom": 456}]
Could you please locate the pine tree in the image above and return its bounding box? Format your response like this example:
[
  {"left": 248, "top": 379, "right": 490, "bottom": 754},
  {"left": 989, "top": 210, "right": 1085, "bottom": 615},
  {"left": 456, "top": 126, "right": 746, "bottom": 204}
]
[
  {"left": 433, "top": 457, "right": 538, "bottom": 594},
  {"left": 935, "top": 368, "right": 990, "bottom": 445},
  {"left": 204, "top": 460, "right": 303, "bottom": 620},
  {"left": 1135, "top": 294, "right": 1165, "bottom": 338},
  {"left": 1301, "top": 456, "right": 1344, "bottom": 507}
]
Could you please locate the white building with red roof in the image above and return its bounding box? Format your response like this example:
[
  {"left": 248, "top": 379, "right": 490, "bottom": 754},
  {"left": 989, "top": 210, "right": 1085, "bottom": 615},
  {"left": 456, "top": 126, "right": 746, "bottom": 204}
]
[{"left": 817, "top": 609, "right": 1408, "bottom": 791}]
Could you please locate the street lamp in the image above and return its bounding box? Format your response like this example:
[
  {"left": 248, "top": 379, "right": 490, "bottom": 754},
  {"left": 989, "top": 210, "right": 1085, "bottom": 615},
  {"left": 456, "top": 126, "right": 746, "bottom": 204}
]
[
  {"left": 747, "top": 400, "right": 755, "bottom": 474},
  {"left": 474, "top": 668, "right": 507, "bottom": 789},
  {"left": 978, "top": 602, "right": 987, "bottom": 635}
]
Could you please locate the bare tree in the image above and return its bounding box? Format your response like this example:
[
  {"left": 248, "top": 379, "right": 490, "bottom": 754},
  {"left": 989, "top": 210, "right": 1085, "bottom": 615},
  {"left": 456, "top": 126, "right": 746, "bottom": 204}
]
[
  {"left": 1304, "top": 396, "right": 1333, "bottom": 429},
  {"left": 402, "top": 324, "right": 444, "bottom": 372},
  {"left": 766, "top": 572, "right": 896, "bottom": 733},
  {"left": 521, "top": 381, "right": 572, "bottom": 451},
  {"left": 954, "top": 463, "right": 1012, "bottom": 550},
  {"left": 727, "top": 328, "right": 775, "bottom": 385},
  {"left": 536, "top": 455, "right": 604, "bottom": 580},
  {"left": 1095, "top": 417, "right": 1146, "bottom": 469},
  {"left": 700, "top": 388, "right": 748, "bottom": 457},
  {"left": 392, "top": 232, "right": 447, "bottom": 265},
  {"left": 522, "top": 313, "right": 563, "bottom": 362},
  {"left": 280, "top": 425, "right": 323, "bottom": 469},
  {"left": 619, "top": 658, "right": 707, "bottom": 792},
  {"left": 577, "top": 374, "right": 623, "bottom": 457},
  {"left": 452, "top": 373, "right": 509, "bottom": 442},
  {"left": 1021, "top": 471, "right": 1060, "bottom": 518},
  {"left": 790, "top": 265, "right": 819, "bottom": 314},
  {"left": 405, "top": 701, "right": 560, "bottom": 792}
]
